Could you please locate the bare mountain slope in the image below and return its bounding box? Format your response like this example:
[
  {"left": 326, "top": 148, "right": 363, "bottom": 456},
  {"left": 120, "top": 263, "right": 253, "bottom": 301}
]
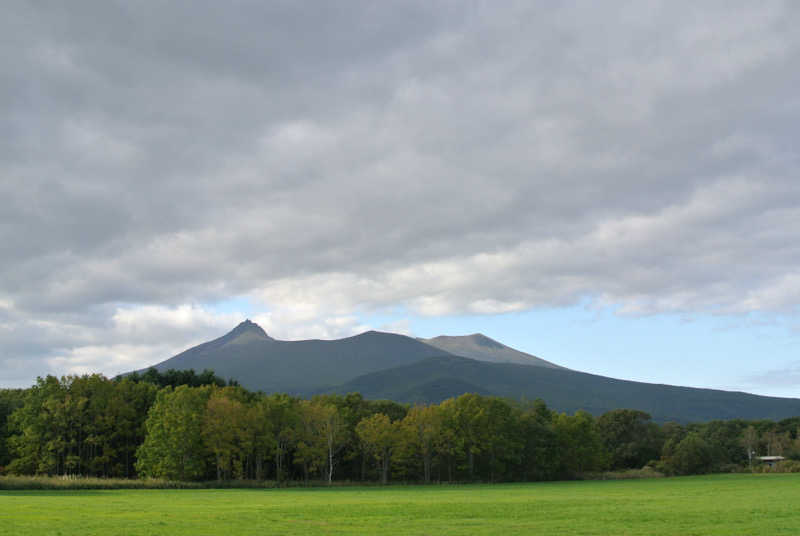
[
  {"left": 139, "top": 320, "right": 454, "bottom": 394},
  {"left": 419, "top": 333, "right": 564, "bottom": 368}
]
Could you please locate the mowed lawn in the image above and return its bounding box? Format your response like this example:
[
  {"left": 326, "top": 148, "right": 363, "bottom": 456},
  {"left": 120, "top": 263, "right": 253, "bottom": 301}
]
[{"left": 1, "top": 474, "right": 798, "bottom": 535}]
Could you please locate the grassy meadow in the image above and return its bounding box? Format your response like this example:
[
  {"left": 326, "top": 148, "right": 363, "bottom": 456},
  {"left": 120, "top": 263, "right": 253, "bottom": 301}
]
[{"left": 1, "top": 473, "right": 798, "bottom": 535}]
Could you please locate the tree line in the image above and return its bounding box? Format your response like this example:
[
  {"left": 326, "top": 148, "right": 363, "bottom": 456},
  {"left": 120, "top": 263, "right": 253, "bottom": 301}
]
[{"left": 1, "top": 371, "right": 800, "bottom": 483}]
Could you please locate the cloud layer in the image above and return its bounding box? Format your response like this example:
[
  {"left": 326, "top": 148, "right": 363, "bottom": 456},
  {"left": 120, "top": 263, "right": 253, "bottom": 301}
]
[{"left": 2, "top": 1, "right": 799, "bottom": 385}]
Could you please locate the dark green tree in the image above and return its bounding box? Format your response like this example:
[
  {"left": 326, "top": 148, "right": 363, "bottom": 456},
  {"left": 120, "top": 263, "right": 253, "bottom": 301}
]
[
  {"left": 597, "top": 409, "right": 663, "bottom": 470},
  {"left": 518, "top": 405, "right": 560, "bottom": 481},
  {"left": 553, "top": 410, "right": 607, "bottom": 476},
  {"left": 667, "top": 433, "right": 714, "bottom": 475},
  {"left": 0, "top": 388, "right": 25, "bottom": 470}
]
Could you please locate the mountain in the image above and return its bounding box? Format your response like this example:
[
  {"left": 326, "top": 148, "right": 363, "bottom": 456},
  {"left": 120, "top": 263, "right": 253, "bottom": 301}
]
[
  {"left": 326, "top": 355, "right": 800, "bottom": 423},
  {"left": 141, "top": 320, "right": 454, "bottom": 394},
  {"left": 419, "top": 333, "right": 563, "bottom": 368},
  {"left": 134, "top": 320, "right": 800, "bottom": 423}
]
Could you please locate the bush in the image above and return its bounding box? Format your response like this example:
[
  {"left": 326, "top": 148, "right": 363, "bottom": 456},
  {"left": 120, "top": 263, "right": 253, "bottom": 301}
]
[
  {"left": 661, "top": 433, "right": 714, "bottom": 476},
  {"left": 753, "top": 460, "right": 800, "bottom": 473},
  {"left": 578, "top": 467, "right": 664, "bottom": 480},
  {"left": 0, "top": 476, "right": 396, "bottom": 490},
  {"left": 715, "top": 463, "right": 744, "bottom": 474},
  {"left": 0, "top": 475, "right": 203, "bottom": 490}
]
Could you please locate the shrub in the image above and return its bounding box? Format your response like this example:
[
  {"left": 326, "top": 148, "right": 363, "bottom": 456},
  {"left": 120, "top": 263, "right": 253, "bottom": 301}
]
[{"left": 662, "top": 433, "right": 714, "bottom": 476}]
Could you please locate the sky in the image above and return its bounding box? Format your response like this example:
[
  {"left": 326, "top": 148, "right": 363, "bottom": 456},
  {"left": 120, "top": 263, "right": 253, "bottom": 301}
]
[{"left": 1, "top": 1, "right": 800, "bottom": 397}]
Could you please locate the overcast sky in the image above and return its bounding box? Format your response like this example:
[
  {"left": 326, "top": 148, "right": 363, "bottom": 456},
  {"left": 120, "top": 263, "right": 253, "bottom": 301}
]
[{"left": 2, "top": 1, "right": 800, "bottom": 396}]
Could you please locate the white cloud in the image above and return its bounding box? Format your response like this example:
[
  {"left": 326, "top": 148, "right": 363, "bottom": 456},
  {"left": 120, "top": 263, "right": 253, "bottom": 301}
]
[
  {"left": 1, "top": 1, "right": 800, "bottom": 386},
  {"left": 46, "top": 343, "right": 177, "bottom": 378},
  {"left": 111, "top": 304, "right": 241, "bottom": 340}
]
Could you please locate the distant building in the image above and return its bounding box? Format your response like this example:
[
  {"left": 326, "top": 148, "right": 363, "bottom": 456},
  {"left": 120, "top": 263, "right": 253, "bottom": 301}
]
[{"left": 757, "top": 456, "right": 785, "bottom": 469}]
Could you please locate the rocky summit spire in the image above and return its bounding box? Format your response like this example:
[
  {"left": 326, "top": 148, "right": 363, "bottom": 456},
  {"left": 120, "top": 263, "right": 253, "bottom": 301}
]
[{"left": 228, "top": 319, "right": 271, "bottom": 340}]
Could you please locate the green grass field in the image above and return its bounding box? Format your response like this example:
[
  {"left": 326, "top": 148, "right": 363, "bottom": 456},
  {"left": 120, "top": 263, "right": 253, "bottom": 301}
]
[{"left": 1, "top": 474, "right": 797, "bottom": 535}]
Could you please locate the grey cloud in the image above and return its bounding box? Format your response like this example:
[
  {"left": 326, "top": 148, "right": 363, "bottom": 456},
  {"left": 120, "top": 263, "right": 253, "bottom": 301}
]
[
  {"left": 743, "top": 362, "right": 800, "bottom": 390},
  {"left": 1, "top": 1, "right": 800, "bottom": 383}
]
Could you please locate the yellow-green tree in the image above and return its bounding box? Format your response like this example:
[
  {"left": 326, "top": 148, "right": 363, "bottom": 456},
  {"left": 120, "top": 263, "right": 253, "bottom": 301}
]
[
  {"left": 398, "top": 405, "right": 441, "bottom": 483},
  {"left": 202, "top": 389, "right": 246, "bottom": 480},
  {"left": 135, "top": 385, "right": 211, "bottom": 480},
  {"left": 294, "top": 400, "right": 332, "bottom": 483},
  {"left": 356, "top": 413, "right": 402, "bottom": 484}
]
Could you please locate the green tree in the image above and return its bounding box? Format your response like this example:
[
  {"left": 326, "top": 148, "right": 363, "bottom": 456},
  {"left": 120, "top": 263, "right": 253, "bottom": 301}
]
[
  {"left": 259, "top": 393, "right": 298, "bottom": 483},
  {"left": 764, "top": 427, "right": 792, "bottom": 457},
  {"left": 553, "top": 410, "right": 606, "bottom": 476},
  {"left": 433, "top": 399, "right": 461, "bottom": 482},
  {"left": 6, "top": 375, "right": 158, "bottom": 478},
  {"left": 294, "top": 400, "right": 331, "bottom": 483},
  {"left": 482, "top": 397, "right": 524, "bottom": 482},
  {"left": 518, "top": 405, "right": 560, "bottom": 481},
  {"left": 398, "top": 404, "right": 442, "bottom": 483},
  {"left": 332, "top": 393, "right": 371, "bottom": 480},
  {"left": 0, "top": 388, "right": 25, "bottom": 469},
  {"left": 668, "top": 433, "right": 714, "bottom": 475},
  {"left": 126, "top": 368, "right": 231, "bottom": 388},
  {"left": 442, "top": 394, "right": 490, "bottom": 480},
  {"left": 202, "top": 389, "right": 246, "bottom": 480},
  {"left": 8, "top": 376, "right": 69, "bottom": 475},
  {"left": 135, "top": 385, "right": 211, "bottom": 480},
  {"left": 597, "top": 409, "right": 663, "bottom": 470},
  {"left": 356, "top": 413, "right": 402, "bottom": 484},
  {"left": 108, "top": 379, "right": 158, "bottom": 478}
]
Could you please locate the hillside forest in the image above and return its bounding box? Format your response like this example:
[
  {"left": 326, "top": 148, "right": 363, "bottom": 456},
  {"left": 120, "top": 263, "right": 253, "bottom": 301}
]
[{"left": 1, "top": 370, "right": 799, "bottom": 483}]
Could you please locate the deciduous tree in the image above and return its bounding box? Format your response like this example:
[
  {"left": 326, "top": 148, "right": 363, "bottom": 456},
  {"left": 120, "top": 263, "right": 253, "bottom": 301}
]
[
  {"left": 356, "top": 413, "right": 401, "bottom": 484},
  {"left": 135, "top": 385, "right": 211, "bottom": 480},
  {"left": 398, "top": 405, "right": 441, "bottom": 483}
]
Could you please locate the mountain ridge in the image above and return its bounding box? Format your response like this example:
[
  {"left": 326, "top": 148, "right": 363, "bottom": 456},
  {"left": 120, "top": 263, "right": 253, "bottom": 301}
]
[
  {"left": 128, "top": 320, "right": 800, "bottom": 422},
  {"left": 325, "top": 354, "right": 800, "bottom": 423},
  {"left": 140, "top": 322, "right": 455, "bottom": 394}
]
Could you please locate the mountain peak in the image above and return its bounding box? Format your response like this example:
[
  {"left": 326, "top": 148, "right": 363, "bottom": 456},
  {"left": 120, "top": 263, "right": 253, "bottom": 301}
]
[
  {"left": 427, "top": 333, "right": 504, "bottom": 349},
  {"left": 465, "top": 333, "right": 504, "bottom": 348},
  {"left": 420, "top": 333, "right": 564, "bottom": 369},
  {"left": 228, "top": 319, "right": 271, "bottom": 340}
]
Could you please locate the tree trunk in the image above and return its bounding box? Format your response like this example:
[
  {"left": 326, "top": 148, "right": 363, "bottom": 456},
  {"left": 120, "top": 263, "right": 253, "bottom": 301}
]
[
  {"left": 328, "top": 447, "right": 334, "bottom": 485},
  {"left": 381, "top": 448, "right": 390, "bottom": 484},
  {"left": 423, "top": 451, "right": 431, "bottom": 484},
  {"left": 275, "top": 447, "right": 282, "bottom": 485},
  {"left": 361, "top": 453, "right": 367, "bottom": 481},
  {"left": 468, "top": 448, "right": 474, "bottom": 480}
]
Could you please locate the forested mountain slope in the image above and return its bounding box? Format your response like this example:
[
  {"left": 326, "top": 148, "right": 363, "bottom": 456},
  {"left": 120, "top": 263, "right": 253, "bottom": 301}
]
[{"left": 326, "top": 355, "right": 800, "bottom": 423}]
